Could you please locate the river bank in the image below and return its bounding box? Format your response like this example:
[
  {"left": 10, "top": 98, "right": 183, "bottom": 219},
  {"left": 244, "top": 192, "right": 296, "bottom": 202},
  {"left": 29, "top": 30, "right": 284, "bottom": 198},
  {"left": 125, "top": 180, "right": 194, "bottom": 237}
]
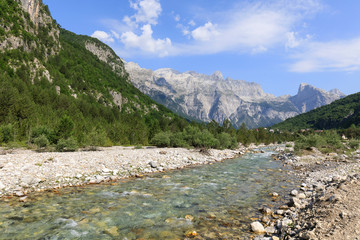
[
  {"left": 251, "top": 146, "right": 360, "bottom": 240},
  {"left": 0, "top": 146, "right": 248, "bottom": 199}
]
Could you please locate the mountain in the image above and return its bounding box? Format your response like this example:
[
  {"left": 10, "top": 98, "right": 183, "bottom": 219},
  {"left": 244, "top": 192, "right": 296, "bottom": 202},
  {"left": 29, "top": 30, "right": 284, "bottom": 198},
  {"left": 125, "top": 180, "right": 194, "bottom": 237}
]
[
  {"left": 273, "top": 92, "right": 360, "bottom": 131},
  {"left": 0, "top": 0, "right": 188, "bottom": 146},
  {"left": 125, "top": 62, "right": 345, "bottom": 128}
]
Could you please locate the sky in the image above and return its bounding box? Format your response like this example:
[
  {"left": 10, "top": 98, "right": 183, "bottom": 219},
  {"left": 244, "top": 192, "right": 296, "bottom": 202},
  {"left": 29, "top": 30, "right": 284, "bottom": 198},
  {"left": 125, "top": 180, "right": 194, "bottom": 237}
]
[{"left": 42, "top": 0, "right": 360, "bottom": 96}]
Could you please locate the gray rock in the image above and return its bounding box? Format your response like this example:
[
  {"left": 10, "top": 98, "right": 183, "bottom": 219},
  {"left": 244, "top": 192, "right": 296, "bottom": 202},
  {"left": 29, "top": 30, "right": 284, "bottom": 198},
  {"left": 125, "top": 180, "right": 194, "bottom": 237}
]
[
  {"left": 0, "top": 181, "right": 5, "bottom": 189},
  {"left": 290, "top": 190, "right": 298, "bottom": 196},
  {"left": 149, "top": 161, "right": 158, "bottom": 168},
  {"left": 251, "top": 221, "right": 266, "bottom": 233},
  {"left": 265, "top": 226, "right": 277, "bottom": 234}
]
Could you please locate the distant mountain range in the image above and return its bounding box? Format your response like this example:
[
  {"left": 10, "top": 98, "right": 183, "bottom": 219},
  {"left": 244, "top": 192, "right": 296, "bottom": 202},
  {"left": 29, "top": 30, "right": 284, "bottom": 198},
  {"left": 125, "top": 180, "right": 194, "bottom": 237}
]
[
  {"left": 273, "top": 92, "right": 360, "bottom": 131},
  {"left": 125, "top": 62, "right": 346, "bottom": 128}
]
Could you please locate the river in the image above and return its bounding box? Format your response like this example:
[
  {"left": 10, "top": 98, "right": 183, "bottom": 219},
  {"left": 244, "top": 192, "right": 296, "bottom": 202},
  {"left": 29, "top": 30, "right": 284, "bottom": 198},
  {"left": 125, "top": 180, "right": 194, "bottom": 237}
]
[{"left": 0, "top": 149, "right": 299, "bottom": 239}]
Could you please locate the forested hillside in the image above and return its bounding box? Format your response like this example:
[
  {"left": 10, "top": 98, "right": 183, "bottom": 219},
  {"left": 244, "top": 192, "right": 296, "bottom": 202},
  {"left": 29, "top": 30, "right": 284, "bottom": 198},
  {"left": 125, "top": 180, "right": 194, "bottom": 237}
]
[
  {"left": 273, "top": 92, "right": 360, "bottom": 131},
  {"left": 0, "top": 0, "right": 188, "bottom": 148}
]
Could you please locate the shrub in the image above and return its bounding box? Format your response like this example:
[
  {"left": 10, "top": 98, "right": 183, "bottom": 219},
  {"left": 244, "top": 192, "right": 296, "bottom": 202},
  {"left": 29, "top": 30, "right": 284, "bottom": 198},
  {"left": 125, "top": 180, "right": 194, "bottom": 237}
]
[
  {"left": 348, "top": 139, "right": 360, "bottom": 150},
  {"left": 33, "top": 134, "right": 49, "bottom": 149},
  {"left": 56, "top": 137, "right": 78, "bottom": 152},
  {"left": 31, "top": 126, "right": 56, "bottom": 144},
  {"left": 217, "top": 132, "right": 238, "bottom": 149},
  {"left": 150, "top": 131, "right": 171, "bottom": 147},
  {"left": 170, "top": 132, "right": 189, "bottom": 148},
  {"left": 193, "top": 129, "right": 219, "bottom": 149},
  {"left": 0, "top": 124, "right": 14, "bottom": 143}
]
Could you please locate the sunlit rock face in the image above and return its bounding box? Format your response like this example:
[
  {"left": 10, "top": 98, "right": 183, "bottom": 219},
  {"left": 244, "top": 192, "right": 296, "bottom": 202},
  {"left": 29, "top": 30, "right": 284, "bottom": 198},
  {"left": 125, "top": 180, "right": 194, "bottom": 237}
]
[{"left": 126, "top": 62, "right": 345, "bottom": 128}]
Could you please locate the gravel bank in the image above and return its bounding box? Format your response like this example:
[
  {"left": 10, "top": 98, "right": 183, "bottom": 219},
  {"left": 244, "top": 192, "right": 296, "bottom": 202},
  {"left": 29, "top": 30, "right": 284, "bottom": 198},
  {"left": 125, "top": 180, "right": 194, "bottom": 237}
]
[
  {"left": 250, "top": 146, "right": 360, "bottom": 240},
  {"left": 0, "top": 146, "right": 246, "bottom": 199}
]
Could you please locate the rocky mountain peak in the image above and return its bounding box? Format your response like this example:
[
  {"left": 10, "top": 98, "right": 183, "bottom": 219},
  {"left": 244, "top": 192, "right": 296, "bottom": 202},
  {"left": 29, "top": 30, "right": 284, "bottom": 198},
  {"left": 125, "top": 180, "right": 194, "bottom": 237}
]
[{"left": 212, "top": 71, "right": 224, "bottom": 80}]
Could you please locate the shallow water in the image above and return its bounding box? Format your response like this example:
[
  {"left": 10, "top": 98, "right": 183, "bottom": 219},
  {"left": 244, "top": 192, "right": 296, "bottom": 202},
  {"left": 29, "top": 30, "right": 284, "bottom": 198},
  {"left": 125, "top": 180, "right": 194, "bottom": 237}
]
[{"left": 0, "top": 149, "right": 299, "bottom": 239}]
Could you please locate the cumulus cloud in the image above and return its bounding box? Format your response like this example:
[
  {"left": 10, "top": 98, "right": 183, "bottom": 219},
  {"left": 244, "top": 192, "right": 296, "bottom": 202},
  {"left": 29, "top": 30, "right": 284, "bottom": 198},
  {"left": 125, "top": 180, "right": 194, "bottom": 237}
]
[
  {"left": 191, "top": 22, "right": 219, "bottom": 41},
  {"left": 289, "top": 37, "right": 360, "bottom": 72},
  {"left": 127, "top": 0, "right": 162, "bottom": 25},
  {"left": 121, "top": 24, "right": 172, "bottom": 57},
  {"left": 91, "top": 31, "right": 115, "bottom": 43},
  {"left": 93, "top": 0, "right": 325, "bottom": 58}
]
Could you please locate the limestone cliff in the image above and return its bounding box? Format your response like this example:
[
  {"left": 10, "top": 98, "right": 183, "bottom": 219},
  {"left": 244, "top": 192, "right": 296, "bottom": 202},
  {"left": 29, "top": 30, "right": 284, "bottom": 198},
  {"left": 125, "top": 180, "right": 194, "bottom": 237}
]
[{"left": 125, "top": 62, "right": 345, "bottom": 128}]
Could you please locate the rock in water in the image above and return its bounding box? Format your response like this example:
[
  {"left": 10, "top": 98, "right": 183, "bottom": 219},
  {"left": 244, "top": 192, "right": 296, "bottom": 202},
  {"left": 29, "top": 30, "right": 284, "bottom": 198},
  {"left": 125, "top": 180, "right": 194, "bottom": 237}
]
[{"left": 251, "top": 221, "right": 265, "bottom": 233}]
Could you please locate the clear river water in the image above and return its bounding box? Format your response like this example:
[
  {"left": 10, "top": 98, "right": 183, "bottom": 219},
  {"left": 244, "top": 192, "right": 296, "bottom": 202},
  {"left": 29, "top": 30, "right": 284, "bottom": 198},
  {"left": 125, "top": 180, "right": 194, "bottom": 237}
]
[{"left": 0, "top": 149, "right": 299, "bottom": 239}]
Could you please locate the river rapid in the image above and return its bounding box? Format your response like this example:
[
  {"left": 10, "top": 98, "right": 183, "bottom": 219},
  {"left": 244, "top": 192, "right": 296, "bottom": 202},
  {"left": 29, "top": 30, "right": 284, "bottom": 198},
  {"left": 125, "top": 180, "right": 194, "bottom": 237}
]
[{"left": 0, "top": 149, "right": 299, "bottom": 239}]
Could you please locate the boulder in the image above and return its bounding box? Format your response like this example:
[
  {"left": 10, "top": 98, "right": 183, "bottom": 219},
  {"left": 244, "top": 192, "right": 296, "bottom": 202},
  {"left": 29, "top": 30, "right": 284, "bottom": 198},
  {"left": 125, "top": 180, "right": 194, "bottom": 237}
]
[{"left": 251, "top": 221, "right": 266, "bottom": 233}]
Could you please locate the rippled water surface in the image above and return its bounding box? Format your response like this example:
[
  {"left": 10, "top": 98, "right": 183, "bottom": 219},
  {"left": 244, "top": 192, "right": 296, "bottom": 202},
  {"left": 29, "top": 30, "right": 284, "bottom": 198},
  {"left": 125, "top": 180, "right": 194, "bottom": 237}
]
[{"left": 0, "top": 150, "right": 299, "bottom": 239}]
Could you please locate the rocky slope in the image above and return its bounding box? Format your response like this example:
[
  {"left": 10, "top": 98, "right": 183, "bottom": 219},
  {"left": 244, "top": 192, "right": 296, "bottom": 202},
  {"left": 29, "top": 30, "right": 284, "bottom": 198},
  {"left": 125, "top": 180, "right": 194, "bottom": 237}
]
[{"left": 125, "top": 62, "right": 345, "bottom": 128}]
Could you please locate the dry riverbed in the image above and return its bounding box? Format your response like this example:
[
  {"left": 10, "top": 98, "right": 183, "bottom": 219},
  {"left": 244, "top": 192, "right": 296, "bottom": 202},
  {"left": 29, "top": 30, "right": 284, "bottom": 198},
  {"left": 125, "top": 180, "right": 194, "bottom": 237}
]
[
  {"left": 0, "top": 146, "right": 246, "bottom": 199},
  {"left": 251, "top": 146, "right": 360, "bottom": 240}
]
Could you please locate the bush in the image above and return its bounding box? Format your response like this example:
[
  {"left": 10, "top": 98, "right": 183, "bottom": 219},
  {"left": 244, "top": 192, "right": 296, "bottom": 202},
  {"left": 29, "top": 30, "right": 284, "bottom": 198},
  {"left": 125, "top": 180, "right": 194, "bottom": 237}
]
[
  {"left": 170, "top": 132, "right": 189, "bottom": 148},
  {"left": 217, "top": 132, "right": 238, "bottom": 149},
  {"left": 348, "top": 139, "right": 360, "bottom": 150},
  {"left": 33, "top": 134, "right": 49, "bottom": 149},
  {"left": 150, "top": 131, "right": 171, "bottom": 147},
  {"left": 0, "top": 124, "right": 14, "bottom": 143},
  {"left": 56, "top": 137, "right": 78, "bottom": 152},
  {"left": 31, "top": 126, "right": 56, "bottom": 144},
  {"left": 193, "top": 129, "right": 219, "bottom": 149}
]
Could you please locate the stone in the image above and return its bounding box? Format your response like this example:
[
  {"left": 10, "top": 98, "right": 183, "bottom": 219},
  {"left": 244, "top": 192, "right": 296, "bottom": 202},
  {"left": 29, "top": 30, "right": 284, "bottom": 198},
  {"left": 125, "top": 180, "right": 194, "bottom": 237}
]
[
  {"left": 298, "top": 193, "right": 306, "bottom": 199},
  {"left": 105, "top": 226, "right": 119, "bottom": 237},
  {"left": 185, "top": 215, "right": 194, "bottom": 221},
  {"left": 260, "top": 207, "right": 273, "bottom": 215},
  {"left": 185, "top": 230, "right": 198, "bottom": 238},
  {"left": 251, "top": 221, "right": 266, "bottom": 233},
  {"left": 149, "top": 161, "right": 158, "bottom": 168},
  {"left": 288, "top": 197, "right": 302, "bottom": 208},
  {"left": 275, "top": 210, "right": 284, "bottom": 215},
  {"left": 0, "top": 181, "right": 5, "bottom": 189},
  {"left": 290, "top": 190, "right": 298, "bottom": 196},
  {"left": 265, "top": 226, "right": 277, "bottom": 234},
  {"left": 14, "top": 190, "right": 25, "bottom": 197},
  {"left": 19, "top": 196, "right": 28, "bottom": 202},
  {"left": 272, "top": 192, "right": 279, "bottom": 197},
  {"left": 272, "top": 237, "right": 280, "bottom": 240}
]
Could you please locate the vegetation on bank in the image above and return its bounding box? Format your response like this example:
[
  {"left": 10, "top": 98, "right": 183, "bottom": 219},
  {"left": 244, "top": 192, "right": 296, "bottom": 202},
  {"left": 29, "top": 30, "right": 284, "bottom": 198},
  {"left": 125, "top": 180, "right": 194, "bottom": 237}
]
[{"left": 291, "top": 125, "right": 360, "bottom": 155}]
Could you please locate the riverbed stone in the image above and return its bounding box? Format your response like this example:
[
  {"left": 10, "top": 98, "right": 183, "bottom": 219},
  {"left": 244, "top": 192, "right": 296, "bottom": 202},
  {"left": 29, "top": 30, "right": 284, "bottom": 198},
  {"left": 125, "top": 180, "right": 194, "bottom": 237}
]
[
  {"left": 251, "top": 221, "right": 266, "bottom": 233},
  {"left": 290, "top": 190, "right": 298, "bottom": 196}
]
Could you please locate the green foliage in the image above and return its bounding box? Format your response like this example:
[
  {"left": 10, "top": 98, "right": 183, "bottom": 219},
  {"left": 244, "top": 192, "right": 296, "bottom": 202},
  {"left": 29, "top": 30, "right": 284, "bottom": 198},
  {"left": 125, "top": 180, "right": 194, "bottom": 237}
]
[
  {"left": 33, "top": 134, "right": 49, "bottom": 149},
  {"left": 150, "top": 131, "right": 171, "bottom": 147},
  {"left": 294, "top": 131, "right": 344, "bottom": 154},
  {"left": 56, "top": 137, "right": 78, "bottom": 152},
  {"left": 0, "top": 124, "right": 14, "bottom": 143}
]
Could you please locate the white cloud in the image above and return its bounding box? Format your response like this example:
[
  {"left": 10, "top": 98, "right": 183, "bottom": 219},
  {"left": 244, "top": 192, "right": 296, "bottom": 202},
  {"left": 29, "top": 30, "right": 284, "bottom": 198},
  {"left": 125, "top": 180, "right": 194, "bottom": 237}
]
[
  {"left": 121, "top": 24, "right": 172, "bottom": 57},
  {"left": 188, "top": 20, "right": 196, "bottom": 26},
  {"left": 91, "top": 31, "right": 115, "bottom": 43},
  {"left": 191, "top": 22, "right": 219, "bottom": 41},
  {"left": 174, "top": 14, "right": 180, "bottom": 22},
  {"left": 127, "top": 0, "right": 162, "bottom": 25},
  {"left": 290, "top": 37, "right": 360, "bottom": 72},
  {"left": 94, "top": 0, "right": 325, "bottom": 58}
]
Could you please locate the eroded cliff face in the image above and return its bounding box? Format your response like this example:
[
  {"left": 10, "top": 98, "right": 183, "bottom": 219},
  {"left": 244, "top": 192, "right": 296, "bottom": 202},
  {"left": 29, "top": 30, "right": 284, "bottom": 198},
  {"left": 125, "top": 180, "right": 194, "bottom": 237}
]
[
  {"left": 125, "top": 62, "right": 345, "bottom": 128},
  {"left": 19, "top": 0, "right": 41, "bottom": 25},
  {"left": 85, "top": 41, "right": 127, "bottom": 78},
  {"left": 0, "top": 0, "right": 61, "bottom": 55}
]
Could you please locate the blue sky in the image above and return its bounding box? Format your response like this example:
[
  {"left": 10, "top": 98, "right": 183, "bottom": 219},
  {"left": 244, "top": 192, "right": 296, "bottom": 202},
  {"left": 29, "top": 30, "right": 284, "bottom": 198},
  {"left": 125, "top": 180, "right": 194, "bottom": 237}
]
[{"left": 43, "top": 0, "right": 360, "bottom": 96}]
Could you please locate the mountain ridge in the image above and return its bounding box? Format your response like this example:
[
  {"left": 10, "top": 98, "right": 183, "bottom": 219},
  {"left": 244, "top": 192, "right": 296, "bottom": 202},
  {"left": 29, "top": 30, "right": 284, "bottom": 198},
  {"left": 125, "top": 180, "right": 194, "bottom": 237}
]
[{"left": 125, "top": 62, "right": 345, "bottom": 128}]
